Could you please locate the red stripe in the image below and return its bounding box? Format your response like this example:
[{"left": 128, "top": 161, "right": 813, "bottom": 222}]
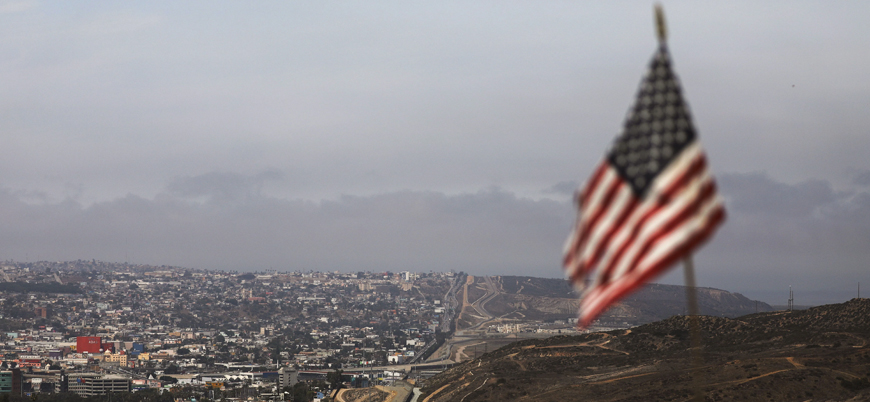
[
  {"left": 581, "top": 194, "right": 639, "bottom": 276},
  {"left": 580, "top": 203, "right": 725, "bottom": 327},
  {"left": 567, "top": 174, "right": 624, "bottom": 275},
  {"left": 580, "top": 180, "right": 723, "bottom": 326},
  {"left": 579, "top": 162, "right": 609, "bottom": 208},
  {"left": 618, "top": 178, "right": 718, "bottom": 282},
  {"left": 563, "top": 162, "right": 609, "bottom": 270},
  {"left": 592, "top": 153, "right": 709, "bottom": 287}
]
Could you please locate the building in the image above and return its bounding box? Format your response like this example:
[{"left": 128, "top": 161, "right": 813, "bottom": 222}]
[
  {"left": 76, "top": 336, "right": 102, "bottom": 354},
  {"left": 0, "top": 369, "right": 22, "bottom": 394},
  {"left": 34, "top": 307, "right": 49, "bottom": 319},
  {"left": 277, "top": 367, "right": 298, "bottom": 390},
  {"left": 65, "top": 374, "right": 131, "bottom": 396},
  {"left": 103, "top": 351, "right": 128, "bottom": 366}
]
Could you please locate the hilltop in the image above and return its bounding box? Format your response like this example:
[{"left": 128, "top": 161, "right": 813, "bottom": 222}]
[
  {"left": 421, "top": 298, "right": 870, "bottom": 401},
  {"left": 454, "top": 275, "right": 772, "bottom": 332}
]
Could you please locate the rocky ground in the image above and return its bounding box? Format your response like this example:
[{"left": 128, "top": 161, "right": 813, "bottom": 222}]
[{"left": 420, "top": 298, "right": 870, "bottom": 402}]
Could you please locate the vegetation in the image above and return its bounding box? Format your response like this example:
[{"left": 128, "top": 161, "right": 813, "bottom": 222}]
[{"left": 421, "top": 298, "right": 870, "bottom": 401}]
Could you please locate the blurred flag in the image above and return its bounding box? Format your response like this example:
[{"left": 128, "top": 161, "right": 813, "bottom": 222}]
[{"left": 563, "top": 43, "right": 725, "bottom": 328}]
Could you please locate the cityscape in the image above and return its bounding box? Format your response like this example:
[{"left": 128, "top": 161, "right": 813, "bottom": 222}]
[
  {"left": 0, "top": 260, "right": 466, "bottom": 401},
  {"left": 3, "top": 1, "right": 870, "bottom": 400}
]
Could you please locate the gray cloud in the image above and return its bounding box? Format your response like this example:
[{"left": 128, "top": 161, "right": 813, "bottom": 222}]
[
  {"left": 1, "top": 2, "right": 870, "bottom": 307},
  {"left": 2, "top": 171, "right": 869, "bottom": 306},
  {"left": 852, "top": 170, "right": 870, "bottom": 187},
  {"left": 0, "top": 182, "right": 572, "bottom": 276},
  {"left": 543, "top": 180, "right": 578, "bottom": 196},
  {"left": 694, "top": 172, "right": 870, "bottom": 305},
  {"left": 166, "top": 170, "right": 283, "bottom": 203},
  {"left": 719, "top": 173, "right": 839, "bottom": 217}
]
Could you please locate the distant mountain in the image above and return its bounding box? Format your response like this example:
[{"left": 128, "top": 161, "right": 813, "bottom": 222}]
[
  {"left": 479, "top": 276, "right": 773, "bottom": 327},
  {"left": 422, "top": 298, "right": 870, "bottom": 401}
]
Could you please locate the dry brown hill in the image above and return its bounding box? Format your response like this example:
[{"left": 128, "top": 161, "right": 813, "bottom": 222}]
[
  {"left": 422, "top": 298, "right": 870, "bottom": 401},
  {"left": 475, "top": 276, "right": 772, "bottom": 327}
]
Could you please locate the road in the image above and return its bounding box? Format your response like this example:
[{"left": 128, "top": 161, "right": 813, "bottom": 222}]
[
  {"left": 440, "top": 274, "right": 462, "bottom": 333},
  {"left": 466, "top": 276, "right": 499, "bottom": 330}
]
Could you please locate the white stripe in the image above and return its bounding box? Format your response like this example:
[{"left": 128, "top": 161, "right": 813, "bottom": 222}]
[
  {"left": 637, "top": 189, "right": 723, "bottom": 269},
  {"left": 580, "top": 146, "right": 702, "bottom": 299},
  {"left": 582, "top": 162, "right": 720, "bottom": 322},
  {"left": 581, "top": 283, "right": 612, "bottom": 322},
  {"left": 577, "top": 143, "right": 724, "bottom": 324},
  {"left": 577, "top": 181, "right": 633, "bottom": 268},
  {"left": 605, "top": 146, "right": 708, "bottom": 282},
  {"left": 583, "top": 196, "right": 723, "bottom": 322},
  {"left": 564, "top": 167, "right": 619, "bottom": 277},
  {"left": 577, "top": 168, "right": 618, "bottom": 224},
  {"left": 591, "top": 191, "right": 657, "bottom": 285},
  {"left": 563, "top": 231, "right": 581, "bottom": 278},
  {"left": 649, "top": 142, "right": 704, "bottom": 195}
]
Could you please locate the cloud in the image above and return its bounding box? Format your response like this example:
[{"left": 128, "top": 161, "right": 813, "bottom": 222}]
[
  {"left": 853, "top": 169, "right": 870, "bottom": 187},
  {"left": 166, "top": 170, "right": 284, "bottom": 203},
  {"left": 543, "top": 180, "right": 578, "bottom": 196},
  {"left": 718, "top": 172, "right": 839, "bottom": 217},
  {"left": 695, "top": 172, "right": 870, "bottom": 304},
  {"left": 0, "top": 1, "right": 35, "bottom": 14},
  {"left": 0, "top": 181, "right": 572, "bottom": 276},
  {"left": 1, "top": 170, "right": 869, "bottom": 306}
]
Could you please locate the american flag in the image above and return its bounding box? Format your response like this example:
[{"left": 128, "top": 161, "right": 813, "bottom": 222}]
[{"left": 563, "top": 44, "right": 726, "bottom": 328}]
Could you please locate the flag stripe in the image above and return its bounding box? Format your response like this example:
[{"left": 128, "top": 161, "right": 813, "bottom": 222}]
[
  {"left": 580, "top": 173, "right": 723, "bottom": 326},
  {"left": 579, "top": 162, "right": 610, "bottom": 208},
  {"left": 576, "top": 171, "right": 622, "bottom": 251},
  {"left": 570, "top": 143, "right": 724, "bottom": 327},
  {"left": 606, "top": 151, "right": 713, "bottom": 281},
  {"left": 564, "top": 44, "right": 725, "bottom": 328},
  {"left": 639, "top": 189, "right": 724, "bottom": 270},
  {"left": 615, "top": 175, "right": 718, "bottom": 281},
  {"left": 580, "top": 200, "right": 725, "bottom": 326},
  {"left": 564, "top": 168, "right": 620, "bottom": 278},
  {"left": 563, "top": 162, "right": 611, "bottom": 270},
  {"left": 582, "top": 144, "right": 708, "bottom": 286},
  {"left": 581, "top": 189, "right": 639, "bottom": 275}
]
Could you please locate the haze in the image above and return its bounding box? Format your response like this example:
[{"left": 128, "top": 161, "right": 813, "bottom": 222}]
[{"left": 1, "top": 1, "right": 868, "bottom": 306}]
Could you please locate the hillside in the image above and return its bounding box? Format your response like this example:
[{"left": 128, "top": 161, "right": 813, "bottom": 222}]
[
  {"left": 422, "top": 298, "right": 870, "bottom": 401},
  {"left": 461, "top": 276, "right": 773, "bottom": 330}
]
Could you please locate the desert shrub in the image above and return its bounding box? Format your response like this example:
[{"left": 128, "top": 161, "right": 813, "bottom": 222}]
[{"left": 839, "top": 377, "right": 870, "bottom": 391}]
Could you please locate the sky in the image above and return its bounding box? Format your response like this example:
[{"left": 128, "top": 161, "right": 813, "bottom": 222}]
[{"left": 1, "top": 1, "right": 869, "bottom": 305}]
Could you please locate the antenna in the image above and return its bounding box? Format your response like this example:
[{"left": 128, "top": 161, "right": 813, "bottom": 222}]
[{"left": 788, "top": 286, "right": 794, "bottom": 311}]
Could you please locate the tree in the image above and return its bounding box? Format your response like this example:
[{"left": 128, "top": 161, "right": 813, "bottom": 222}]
[
  {"left": 164, "top": 363, "right": 180, "bottom": 374},
  {"left": 291, "top": 382, "right": 312, "bottom": 402},
  {"left": 327, "top": 370, "right": 343, "bottom": 390}
]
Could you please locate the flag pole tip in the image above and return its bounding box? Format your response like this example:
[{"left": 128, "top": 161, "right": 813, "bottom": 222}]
[{"left": 654, "top": 4, "right": 667, "bottom": 43}]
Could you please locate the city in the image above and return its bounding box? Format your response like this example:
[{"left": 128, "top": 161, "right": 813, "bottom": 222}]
[{"left": 0, "top": 260, "right": 462, "bottom": 401}]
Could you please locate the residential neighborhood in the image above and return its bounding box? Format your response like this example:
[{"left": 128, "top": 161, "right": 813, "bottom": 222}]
[{"left": 0, "top": 260, "right": 460, "bottom": 401}]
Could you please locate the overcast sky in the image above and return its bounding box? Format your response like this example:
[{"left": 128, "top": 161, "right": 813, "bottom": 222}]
[{"left": 1, "top": 1, "right": 869, "bottom": 305}]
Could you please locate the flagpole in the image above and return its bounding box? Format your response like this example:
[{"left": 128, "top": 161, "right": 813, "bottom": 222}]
[
  {"left": 682, "top": 255, "right": 704, "bottom": 402},
  {"left": 656, "top": 4, "right": 705, "bottom": 400}
]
